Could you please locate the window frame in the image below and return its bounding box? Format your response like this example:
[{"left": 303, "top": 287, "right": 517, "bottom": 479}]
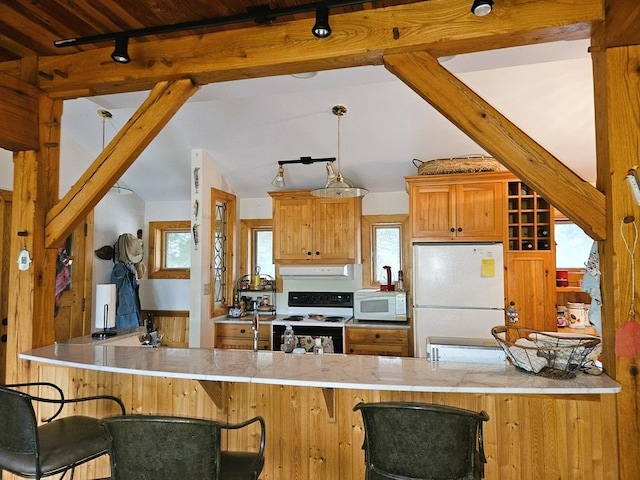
[
  {"left": 361, "top": 214, "right": 409, "bottom": 290},
  {"left": 148, "top": 220, "right": 191, "bottom": 279},
  {"left": 240, "top": 219, "right": 273, "bottom": 280},
  {"left": 210, "top": 189, "right": 236, "bottom": 318}
]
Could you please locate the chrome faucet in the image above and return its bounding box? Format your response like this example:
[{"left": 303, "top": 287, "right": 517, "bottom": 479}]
[{"left": 251, "top": 300, "right": 260, "bottom": 352}]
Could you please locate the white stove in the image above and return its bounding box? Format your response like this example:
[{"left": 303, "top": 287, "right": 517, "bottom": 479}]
[
  {"left": 272, "top": 292, "right": 353, "bottom": 353},
  {"left": 273, "top": 291, "right": 354, "bottom": 327}
]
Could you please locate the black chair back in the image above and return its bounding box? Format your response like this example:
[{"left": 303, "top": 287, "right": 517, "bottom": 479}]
[
  {"left": 354, "top": 402, "right": 490, "bottom": 480},
  {"left": 0, "top": 387, "right": 41, "bottom": 477}
]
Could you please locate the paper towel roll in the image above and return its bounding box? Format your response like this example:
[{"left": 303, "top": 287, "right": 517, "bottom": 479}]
[{"left": 94, "top": 284, "right": 116, "bottom": 329}]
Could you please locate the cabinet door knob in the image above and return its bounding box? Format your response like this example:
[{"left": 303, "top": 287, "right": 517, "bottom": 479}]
[
  {"left": 457, "top": 227, "right": 463, "bottom": 232},
  {"left": 1, "top": 334, "right": 6, "bottom": 343},
  {"left": 240, "top": 328, "right": 246, "bottom": 334},
  {"left": 349, "top": 348, "right": 354, "bottom": 353},
  {"left": 375, "top": 333, "right": 380, "bottom": 339},
  {"left": 450, "top": 227, "right": 455, "bottom": 233},
  {"left": 307, "top": 251, "right": 312, "bottom": 256},
  {"left": 315, "top": 251, "right": 320, "bottom": 256}
]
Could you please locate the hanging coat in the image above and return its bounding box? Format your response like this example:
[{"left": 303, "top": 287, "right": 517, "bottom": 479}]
[{"left": 110, "top": 256, "right": 142, "bottom": 329}]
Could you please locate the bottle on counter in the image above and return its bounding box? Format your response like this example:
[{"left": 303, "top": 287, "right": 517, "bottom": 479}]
[
  {"left": 282, "top": 325, "right": 296, "bottom": 353},
  {"left": 396, "top": 270, "right": 405, "bottom": 292},
  {"left": 314, "top": 337, "right": 324, "bottom": 355}
]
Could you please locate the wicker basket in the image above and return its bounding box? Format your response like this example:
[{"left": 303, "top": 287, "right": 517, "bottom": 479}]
[
  {"left": 412, "top": 155, "right": 502, "bottom": 175},
  {"left": 492, "top": 326, "right": 601, "bottom": 379}
]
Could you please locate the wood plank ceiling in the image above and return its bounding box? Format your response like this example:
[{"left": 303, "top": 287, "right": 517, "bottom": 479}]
[{"left": 0, "top": 0, "right": 413, "bottom": 63}]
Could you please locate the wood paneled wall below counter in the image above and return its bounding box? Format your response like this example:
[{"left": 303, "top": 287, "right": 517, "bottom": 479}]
[
  {"left": 140, "top": 310, "right": 189, "bottom": 348},
  {"left": 15, "top": 364, "right": 619, "bottom": 480}
]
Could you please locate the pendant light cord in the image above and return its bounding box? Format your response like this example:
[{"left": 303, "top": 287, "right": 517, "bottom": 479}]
[{"left": 620, "top": 216, "right": 638, "bottom": 319}]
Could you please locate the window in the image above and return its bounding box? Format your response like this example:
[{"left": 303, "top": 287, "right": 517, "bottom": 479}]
[
  {"left": 211, "top": 189, "right": 236, "bottom": 317},
  {"left": 240, "top": 219, "right": 274, "bottom": 279},
  {"left": 148, "top": 221, "right": 191, "bottom": 279},
  {"left": 362, "top": 215, "right": 409, "bottom": 289},
  {"left": 555, "top": 221, "right": 593, "bottom": 268}
]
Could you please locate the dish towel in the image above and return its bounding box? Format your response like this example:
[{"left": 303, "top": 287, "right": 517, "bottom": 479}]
[{"left": 581, "top": 241, "right": 602, "bottom": 335}]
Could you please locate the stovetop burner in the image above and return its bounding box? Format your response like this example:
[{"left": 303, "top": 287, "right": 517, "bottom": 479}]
[{"left": 273, "top": 291, "right": 354, "bottom": 327}]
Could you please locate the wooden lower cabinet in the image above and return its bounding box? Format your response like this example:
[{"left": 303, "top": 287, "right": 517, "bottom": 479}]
[
  {"left": 345, "top": 326, "right": 410, "bottom": 357},
  {"left": 214, "top": 322, "right": 271, "bottom": 350},
  {"left": 505, "top": 251, "right": 557, "bottom": 332}
]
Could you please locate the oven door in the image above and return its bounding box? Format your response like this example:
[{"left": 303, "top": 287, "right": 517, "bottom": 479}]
[{"left": 272, "top": 325, "right": 344, "bottom": 353}]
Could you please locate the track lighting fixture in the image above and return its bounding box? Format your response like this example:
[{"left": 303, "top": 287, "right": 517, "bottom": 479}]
[
  {"left": 55, "top": 0, "right": 372, "bottom": 56},
  {"left": 471, "top": 0, "right": 494, "bottom": 17},
  {"left": 312, "top": 6, "right": 332, "bottom": 38},
  {"left": 270, "top": 157, "right": 336, "bottom": 189},
  {"left": 111, "top": 36, "right": 130, "bottom": 63}
]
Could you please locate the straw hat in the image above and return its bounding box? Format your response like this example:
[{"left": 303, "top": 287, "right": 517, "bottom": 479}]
[{"left": 118, "top": 233, "right": 143, "bottom": 264}]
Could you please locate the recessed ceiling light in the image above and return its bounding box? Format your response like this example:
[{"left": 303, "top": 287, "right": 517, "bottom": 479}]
[{"left": 291, "top": 72, "right": 318, "bottom": 79}]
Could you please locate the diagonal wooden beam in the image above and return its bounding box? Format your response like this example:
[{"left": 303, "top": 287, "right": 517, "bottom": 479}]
[
  {"left": 31, "top": 0, "right": 603, "bottom": 99},
  {"left": 44, "top": 78, "right": 198, "bottom": 248},
  {"left": 384, "top": 50, "right": 606, "bottom": 241}
]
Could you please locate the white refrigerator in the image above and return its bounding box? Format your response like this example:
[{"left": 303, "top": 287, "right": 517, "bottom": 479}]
[{"left": 412, "top": 243, "right": 505, "bottom": 358}]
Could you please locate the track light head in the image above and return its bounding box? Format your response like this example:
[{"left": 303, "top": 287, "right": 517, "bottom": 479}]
[
  {"left": 111, "top": 36, "right": 130, "bottom": 63},
  {"left": 471, "top": 0, "right": 494, "bottom": 16},
  {"left": 312, "top": 6, "right": 331, "bottom": 38}
]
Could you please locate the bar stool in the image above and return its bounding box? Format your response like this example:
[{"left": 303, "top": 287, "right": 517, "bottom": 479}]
[
  {"left": 0, "top": 382, "right": 126, "bottom": 479},
  {"left": 354, "top": 401, "right": 490, "bottom": 480},
  {"left": 100, "top": 414, "right": 265, "bottom": 479}
]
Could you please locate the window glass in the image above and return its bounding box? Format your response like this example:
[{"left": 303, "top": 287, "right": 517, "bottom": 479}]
[
  {"left": 374, "top": 225, "right": 401, "bottom": 283},
  {"left": 164, "top": 231, "right": 191, "bottom": 268},
  {"left": 254, "top": 229, "right": 274, "bottom": 278},
  {"left": 555, "top": 222, "right": 593, "bottom": 268}
]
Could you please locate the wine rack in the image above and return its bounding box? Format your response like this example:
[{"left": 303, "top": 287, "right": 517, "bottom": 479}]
[{"left": 507, "top": 181, "right": 552, "bottom": 251}]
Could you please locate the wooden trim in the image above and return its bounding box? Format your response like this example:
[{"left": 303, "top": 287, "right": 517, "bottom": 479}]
[
  {"left": 210, "top": 189, "right": 236, "bottom": 318},
  {"left": 361, "top": 214, "right": 409, "bottom": 290},
  {"left": 239, "top": 218, "right": 273, "bottom": 279},
  {"left": 148, "top": 220, "right": 191, "bottom": 279}
]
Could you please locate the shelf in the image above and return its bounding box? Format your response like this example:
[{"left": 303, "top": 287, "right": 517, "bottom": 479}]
[
  {"left": 506, "top": 181, "right": 552, "bottom": 252},
  {"left": 556, "top": 286, "right": 584, "bottom": 293}
]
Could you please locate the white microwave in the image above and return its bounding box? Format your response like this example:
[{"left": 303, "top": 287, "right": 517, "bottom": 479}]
[{"left": 354, "top": 289, "right": 408, "bottom": 322}]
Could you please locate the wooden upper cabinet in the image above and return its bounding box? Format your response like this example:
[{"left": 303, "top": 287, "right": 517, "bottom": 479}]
[
  {"left": 406, "top": 172, "right": 510, "bottom": 242},
  {"left": 270, "top": 190, "right": 362, "bottom": 263}
]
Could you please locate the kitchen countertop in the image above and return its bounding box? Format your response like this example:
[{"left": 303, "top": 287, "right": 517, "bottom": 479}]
[{"left": 20, "top": 334, "right": 620, "bottom": 395}]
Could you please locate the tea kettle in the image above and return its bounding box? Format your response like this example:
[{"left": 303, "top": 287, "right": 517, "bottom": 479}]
[{"left": 380, "top": 265, "right": 395, "bottom": 291}]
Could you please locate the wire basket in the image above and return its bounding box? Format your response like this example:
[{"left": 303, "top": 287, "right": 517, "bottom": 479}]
[
  {"left": 412, "top": 155, "right": 503, "bottom": 176},
  {"left": 492, "top": 326, "right": 601, "bottom": 379}
]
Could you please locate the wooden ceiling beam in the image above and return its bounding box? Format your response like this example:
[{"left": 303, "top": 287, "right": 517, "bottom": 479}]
[
  {"left": 384, "top": 50, "right": 606, "bottom": 240},
  {"left": 44, "top": 78, "right": 198, "bottom": 248},
  {"left": 32, "top": 0, "right": 603, "bottom": 99},
  {"left": 0, "top": 70, "right": 40, "bottom": 151}
]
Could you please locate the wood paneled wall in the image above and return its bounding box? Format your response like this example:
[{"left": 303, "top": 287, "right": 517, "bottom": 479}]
[
  {"left": 14, "top": 364, "right": 619, "bottom": 480},
  {"left": 141, "top": 310, "right": 189, "bottom": 348}
]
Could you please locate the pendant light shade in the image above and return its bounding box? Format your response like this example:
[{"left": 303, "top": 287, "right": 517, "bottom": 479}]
[{"left": 312, "top": 105, "right": 368, "bottom": 198}]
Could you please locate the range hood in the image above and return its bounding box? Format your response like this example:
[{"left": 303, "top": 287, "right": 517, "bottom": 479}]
[{"left": 278, "top": 264, "right": 354, "bottom": 279}]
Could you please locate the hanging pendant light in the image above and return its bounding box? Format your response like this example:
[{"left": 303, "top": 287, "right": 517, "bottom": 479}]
[
  {"left": 311, "top": 105, "right": 368, "bottom": 198},
  {"left": 98, "top": 109, "right": 133, "bottom": 195}
]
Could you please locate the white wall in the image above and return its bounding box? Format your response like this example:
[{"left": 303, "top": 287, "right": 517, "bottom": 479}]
[{"left": 141, "top": 201, "right": 190, "bottom": 310}]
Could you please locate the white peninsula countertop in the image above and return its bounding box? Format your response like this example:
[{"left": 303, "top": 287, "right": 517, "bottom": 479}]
[{"left": 20, "top": 336, "right": 620, "bottom": 395}]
